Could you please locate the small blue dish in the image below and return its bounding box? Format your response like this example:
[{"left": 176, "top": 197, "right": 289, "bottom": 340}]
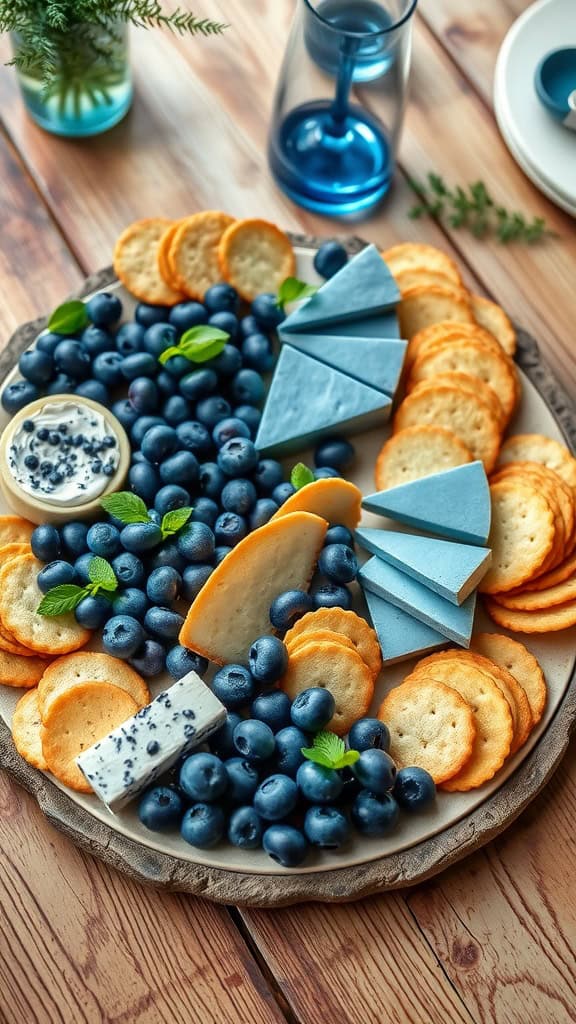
[{"left": 535, "top": 47, "right": 576, "bottom": 130}]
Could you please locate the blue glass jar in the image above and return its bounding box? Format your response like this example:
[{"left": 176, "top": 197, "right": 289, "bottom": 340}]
[
  {"left": 12, "top": 21, "right": 132, "bottom": 138},
  {"left": 268, "top": 0, "right": 418, "bottom": 216}
]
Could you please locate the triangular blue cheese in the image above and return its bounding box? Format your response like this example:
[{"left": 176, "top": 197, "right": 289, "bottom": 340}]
[
  {"left": 278, "top": 333, "right": 407, "bottom": 397},
  {"left": 281, "top": 245, "right": 400, "bottom": 332},
  {"left": 356, "top": 528, "right": 491, "bottom": 606},
  {"left": 359, "top": 556, "right": 476, "bottom": 646},
  {"left": 254, "top": 347, "right": 391, "bottom": 456},
  {"left": 288, "top": 310, "right": 401, "bottom": 340},
  {"left": 362, "top": 462, "right": 491, "bottom": 545},
  {"left": 363, "top": 588, "right": 447, "bottom": 665}
]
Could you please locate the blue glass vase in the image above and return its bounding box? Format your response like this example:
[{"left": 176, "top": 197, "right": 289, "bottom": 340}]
[
  {"left": 12, "top": 22, "right": 132, "bottom": 138},
  {"left": 268, "top": 0, "right": 418, "bottom": 217}
]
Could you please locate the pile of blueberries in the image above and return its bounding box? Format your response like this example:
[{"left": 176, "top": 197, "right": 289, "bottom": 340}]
[{"left": 138, "top": 634, "right": 436, "bottom": 868}]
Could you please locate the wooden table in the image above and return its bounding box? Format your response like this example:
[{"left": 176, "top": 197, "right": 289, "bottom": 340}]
[{"left": 0, "top": 2, "right": 575, "bottom": 1021}]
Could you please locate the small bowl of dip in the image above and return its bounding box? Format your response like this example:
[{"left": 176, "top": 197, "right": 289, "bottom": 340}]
[{"left": 0, "top": 395, "right": 131, "bottom": 525}]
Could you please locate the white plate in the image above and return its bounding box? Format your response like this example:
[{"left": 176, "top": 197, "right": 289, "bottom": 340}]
[
  {"left": 494, "top": 0, "right": 576, "bottom": 216},
  {"left": 0, "top": 247, "right": 574, "bottom": 876}
]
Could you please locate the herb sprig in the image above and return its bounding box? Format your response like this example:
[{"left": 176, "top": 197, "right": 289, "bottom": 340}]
[
  {"left": 158, "top": 325, "right": 229, "bottom": 367},
  {"left": 37, "top": 555, "right": 118, "bottom": 616},
  {"left": 48, "top": 299, "right": 90, "bottom": 335},
  {"left": 408, "top": 173, "right": 555, "bottom": 244},
  {"left": 100, "top": 491, "right": 193, "bottom": 540},
  {"left": 276, "top": 277, "right": 318, "bottom": 311},
  {"left": 301, "top": 731, "right": 360, "bottom": 771}
]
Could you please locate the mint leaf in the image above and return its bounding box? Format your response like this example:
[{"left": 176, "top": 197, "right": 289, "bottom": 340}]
[
  {"left": 291, "top": 463, "right": 315, "bottom": 491},
  {"left": 334, "top": 749, "right": 360, "bottom": 770},
  {"left": 276, "top": 277, "right": 318, "bottom": 311},
  {"left": 88, "top": 556, "right": 118, "bottom": 593},
  {"left": 37, "top": 584, "right": 87, "bottom": 617},
  {"left": 301, "top": 730, "right": 360, "bottom": 770},
  {"left": 158, "top": 326, "right": 229, "bottom": 366},
  {"left": 300, "top": 746, "right": 335, "bottom": 769},
  {"left": 100, "top": 491, "right": 150, "bottom": 524},
  {"left": 161, "top": 506, "right": 193, "bottom": 539},
  {"left": 47, "top": 300, "right": 89, "bottom": 335}
]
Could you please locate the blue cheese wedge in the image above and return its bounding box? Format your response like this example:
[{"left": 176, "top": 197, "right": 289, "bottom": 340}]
[
  {"left": 363, "top": 588, "right": 447, "bottom": 664},
  {"left": 75, "top": 673, "right": 226, "bottom": 812},
  {"left": 279, "top": 332, "right": 407, "bottom": 397},
  {"left": 255, "top": 346, "right": 391, "bottom": 456},
  {"left": 307, "top": 311, "right": 401, "bottom": 340},
  {"left": 281, "top": 245, "right": 400, "bottom": 332}
]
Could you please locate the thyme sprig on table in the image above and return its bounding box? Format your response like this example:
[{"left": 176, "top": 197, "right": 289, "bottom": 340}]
[{"left": 408, "top": 173, "right": 555, "bottom": 244}]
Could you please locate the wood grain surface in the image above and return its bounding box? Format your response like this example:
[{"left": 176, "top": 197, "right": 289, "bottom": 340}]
[{"left": 0, "top": 1, "right": 575, "bottom": 1022}]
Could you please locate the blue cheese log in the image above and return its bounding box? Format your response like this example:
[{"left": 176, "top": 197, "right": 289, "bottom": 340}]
[
  {"left": 75, "top": 673, "right": 226, "bottom": 812},
  {"left": 278, "top": 332, "right": 407, "bottom": 398},
  {"left": 363, "top": 588, "right": 447, "bottom": 665}
]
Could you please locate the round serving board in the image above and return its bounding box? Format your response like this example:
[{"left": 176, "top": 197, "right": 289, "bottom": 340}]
[{"left": 0, "top": 235, "right": 575, "bottom": 906}]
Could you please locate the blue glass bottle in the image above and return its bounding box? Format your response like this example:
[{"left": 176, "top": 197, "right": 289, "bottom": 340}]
[{"left": 268, "top": 0, "right": 418, "bottom": 217}]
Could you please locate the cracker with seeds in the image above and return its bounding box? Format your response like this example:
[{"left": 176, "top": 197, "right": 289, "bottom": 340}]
[
  {"left": 283, "top": 608, "right": 382, "bottom": 681},
  {"left": 471, "top": 294, "right": 516, "bottom": 356},
  {"left": 472, "top": 633, "right": 547, "bottom": 726},
  {"left": 497, "top": 434, "right": 576, "bottom": 490},
  {"left": 38, "top": 651, "right": 150, "bottom": 719},
  {"left": 0, "top": 649, "right": 48, "bottom": 689},
  {"left": 408, "top": 337, "right": 518, "bottom": 424},
  {"left": 280, "top": 640, "right": 374, "bottom": 735},
  {"left": 375, "top": 425, "right": 473, "bottom": 491},
  {"left": 381, "top": 243, "right": 463, "bottom": 286},
  {"left": 0, "top": 553, "right": 90, "bottom": 655},
  {"left": 12, "top": 689, "right": 47, "bottom": 771},
  {"left": 480, "top": 480, "right": 555, "bottom": 593},
  {"left": 113, "top": 217, "right": 185, "bottom": 305},
  {"left": 218, "top": 219, "right": 296, "bottom": 302},
  {"left": 439, "top": 667, "right": 513, "bottom": 791},
  {"left": 393, "top": 384, "right": 501, "bottom": 472},
  {"left": 378, "top": 677, "right": 476, "bottom": 784},
  {"left": 169, "top": 210, "right": 235, "bottom": 301},
  {"left": 398, "top": 284, "right": 474, "bottom": 340}
]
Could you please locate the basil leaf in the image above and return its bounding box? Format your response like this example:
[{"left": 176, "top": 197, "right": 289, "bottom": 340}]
[
  {"left": 290, "top": 463, "right": 315, "bottom": 491},
  {"left": 276, "top": 277, "right": 318, "bottom": 311},
  {"left": 179, "top": 326, "right": 229, "bottom": 363},
  {"left": 157, "top": 345, "right": 185, "bottom": 366},
  {"left": 47, "top": 300, "right": 89, "bottom": 335},
  {"left": 88, "top": 556, "right": 118, "bottom": 592},
  {"left": 161, "top": 506, "right": 193, "bottom": 539},
  {"left": 100, "top": 491, "right": 150, "bottom": 524},
  {"left": 37, "top": 584, "right": 87, "bottom": 617}
]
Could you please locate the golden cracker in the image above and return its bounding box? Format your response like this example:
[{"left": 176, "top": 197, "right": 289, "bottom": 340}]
[
  {"left": 393, "top": 384, "right": 501, "bottom": 473},
  {"left": 285, "top": 628, "right": 356, "bottom": 656},
  {"left": 471, "top": 294, "right": 517, "bottom": 357},
  {"left": 113, "top": 217, "right": 185, "bottom": 306},
  {"left": 492, "top": 462, "right": 575, "bottom": 559},
  {"left": 380, "top": 243, "right": 463, "bottom": 286},
  {"left": 283, "top": 607, "right": 382, "bottom": 681},
  {"left": 0, "top": 649, "right": 48, "bottom": 689},
  {"left": 491, "top": 576, "right": 576, "bottom": 611},
  {"left": 12, "top": 689, "right": 47, "bottom": 771},
  {"left": 408, "top": 337, "right": 518, "bottom": 424},
  {"left": 405, "top": 320, "right": 503, "bottom": 373},
  {"left": 510, "top": 549, "right": 576, "bottom": 593},
  {"left": 280, "top": 640, "right": 374, "bottom": 736},
  {"left": 0, "top": 517, "right": 33, "bottom": 547},
  {"left": 480, "top": 480, "right": 555, "bottom": 593},
  {"left": 394, "top": 266, "right": 458, "bottom": 295},
  {"left": 398, "top": 284, "right": 474, "bottom": 340},
  {"left": 0, "top": 554, "right": 90, "bottom": 656},
  {"left": 408, "top": 372, "right": 505, "bottom": 431},
  {"left": 218, "top": 218, "right": 296, "bottom": 302},
  {"left": 484, "top": 596, "right": 576, "bottom": 633},
  {"left": 497, "top": 434, "right": 576, "bottom": 491},
  {"left": 375, "top": 425, "right": 472, "bottom": 491},
  {"left": 472, "top": 632, "right": 547, "bottom": 726},
  {"left": 170, "top": 210, "right": 235, "bottom": 301},
  {"left": 490, "top": 468, "right": 564, "bottom": 576},
  {"left": 157, "top": 221, "right": 184, "bottom": 291},
  {"left": 438, "top": 668, "right": 513, "bottom": 791},
  {"left": 38, "top": 651, "right": 150, "bottom": 719}
]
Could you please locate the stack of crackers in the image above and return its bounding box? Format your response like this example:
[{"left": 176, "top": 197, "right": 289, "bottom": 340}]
[
  {"left": 113, "top": 212, "right": 295, "bottom": 306},
  {"left": 378, "top": 634, "right": 547, "bottom": 790}
]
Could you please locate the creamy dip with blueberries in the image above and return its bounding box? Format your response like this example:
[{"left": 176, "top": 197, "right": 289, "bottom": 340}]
[{"left": 7, "top": 400, "right": 120, "bottom": 506}]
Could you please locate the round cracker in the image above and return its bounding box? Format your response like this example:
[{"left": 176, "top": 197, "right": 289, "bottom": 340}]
[
  {"left": 393, "top": 384, "right": 501, "bottom": 473},
  {"left": 12, "top": 689, "right": 47, "bottom": 771},
  {"left": 492, "top": 462, "right": 575, "bottom": 557},
  {"left": 380, "top": 243, "right": 463, "bottom": 286},
  {"left": 405, "top": 320, "right": 502, "bottom": 373},
  {"left": 0, "top": 615, "right": 37, "bottom": 657},
  {"left": 157, "top": 221, "right": 183, "bottom": 291},
  {"left": 491, "top": 575, "right": 576, "bottom": 611},
  {"left": 398, "top": 284, "right": 474, "bottom": 340},
  {"left": 375, "top": 425, "right": 472, "bottom": 491},
  {"left": 509, "top": 548, "right": 576, "bottom": 593},
  {"left": 283, "top": 608, "right": 382, "bottom": 681},
  {"left": 0, "top": 517, "right": 33, "bottom": 547},
  {"left": 484, "top": 595, "right": 576, "bottom": 633},
  {"left": 490, "top": 466, "right": 565, "bottom": 576},
  {"left": 438, "top": 667, "right": 513, "bottom": 791},
  {"left": 285, "top": 628, "right": 356, "bottom": 656},
  {"left": 472, "top": 632, "right": 547, "bottom": 726},
  {"left": 480, "top": 480, "right": 556, "bottom": 593},
  {"left": 113, "top": 217, "right": 185, "bottom": 305},
  {"left": 41, "top": 681, "right": 138, "bottom": 793},
  {"left": 0, "top": 649, "right": 48, "bottom": 689},
  {"left": 169, "top": 210, "right": 235, "bottom": 301},
  {"left": 394, "top": 266, "right": 458, "bottom": 294},
  {"left": 378, "top": 677, "right": 476, "bottom": 784},
  {"left": 408, "top": 337, "right": 518, "bottom": 424},
  {"left": 408, "top": 372, "right": 505, "bottom": 431},
  {"left": 0, "top": 553, "right": 90, "bottom": 655},
  {"left": 471, "top": 294, "right": 516, "bottom": 357},
  {"left": 280, "top": 640, "right": 374, "bottom": 735},
  {"left": 38, "top": 651, "right": 150, "bottom": 719},
  {"left": 497, "top": 434, "right": 576, "bottom": 491},
  {"left": 218, "top": 219, "right": 296, "bottom": 302}
]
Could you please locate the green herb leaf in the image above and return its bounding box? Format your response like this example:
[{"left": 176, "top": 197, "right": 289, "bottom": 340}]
[
  {"left": 334, "top": 749, "right": 360, "bottom": 769},
  {"left": 161, "top": 506, "right": 193, "bottom": 539},
  {"left": 158, "top": 326, "right": 229, "bottom": 366},
  {"left": 88, "top": 556, "right": 118, "bottom": 593},
  {"left": 100, "top": 491, "right": 150, "bottom": 524},
  {"left": 300, "top": 746, "right": 335, "bottom": 769},
  {"left": 290, "top": 463, "right": 315, "bottom": 490},
  {"left": 37, "top": 584, "right": 87, "bottom": 617},
  {"left": 302, "top": 730, "right": 360, "bottom": 770},
  {"left": 47, "top": 300, "right": 89, "bottom": 335},
  {"left": 276, "top": 277, "right": 318, "bottom": 311}
]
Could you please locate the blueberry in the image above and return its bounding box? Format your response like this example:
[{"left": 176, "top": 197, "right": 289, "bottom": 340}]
[
  {"left": 76, "top": 380, "right": 110, "bottom": 404},
  {"left": 224, "top": 758, "right": 260, "bottom": 806},
  {"left": 176, "top": 522, "right": 215, "bottom": 563},
  {"left": 239, "top": 314, "right": 260, "bottom": 339},
  {"left": 112, "top": 587, "right": 149, "bottom": 620},
  {"left": 86, "top": 291, "right": 122, "bottom": 327},
  {"left": 233, "top": 720, "right": 275, "bottom": 762},
  {"left": 163, "top": 355, "right": 191, "bottom": 379},
  {"left": 227, "top": 806, "right": 263, "bottom": 850},
  {"left": 199, "top": 462, "right": 226, "bottom": 501},
  {"left": 37, "top": 332, "right": 64, "bottom": 355},
  {"left": 111, "top": 552, "right": 145, "bottom": 588},
  {"left": 128, "top": 463, "right": 161, "bottom": 506},
  {"left": 314, "top": 436, "right": 355, "bottom": 471},
  {"left": 312, "top": 581, "right": 352, "bottom": 610},
  {"left": 212, "top": 417, "right": 251, "bottom": 448},
  {"left": 272, "top": 482, "right": 295, "bottom": 506},
  {"left": 146, "top": 566, "right": 181, "bottom": 605},
  {"left": 121, "top": 521, "right": 162, "bottom": 555},
  {"left": 141, "top": 425, "right": 178, "bottom": 463},
  {"left": 393, "top": 766, "right": 436, "bottom": 811},
  {"left": 313, "top": 241, "right": 348, "bottom": 280},
  {"left": 37, "top": 559, "right": 76, "bottom": 593},
  {"left": 196, "top": 396, "right": 232, "bottom": 429},
  {"left": 81, "top": 325, "right": 115, "bottom": 357},
  {"left": 263, "top": 824, "right": 308, "bottom": 867},
  {"left": 212, "top": 664, "right": 255, "bottom": 710},
  {"left": 233, "top": 405, "right": 261, "bottom": 436},
  {"left": 269, "top": 589, "right": 314, "bottom": 631},
  {"left": 128, "top": 377, "right": 159, "bottom": 414},
  {"left": 297, "top": 761, "right": 343, "bottom": 804},
  {"left": 31, "top": 524, "right": 61, "bottom": 563},
  {"left": 86, "top": 522, "right": 121, "bottom": 559},
  {"left": 250, "top": 690, "right": 292, "bottom": 732},
  {"left": 165, "top": 645, "right": 208, "bottom": 680},
  {"left": 45, "top": 374, "right": 77, "bottom": 396},
  {"left": 191, "top": 497, "right": 220, "bottom": 529},
  {"left": 204, "top": 283, "right": 239, "bottom": 315},
  {"left": 217, "top": 437, "right": 258, "bottom": 477},
  {"left": 214, "top": 545, "right": 232, "bottom": 564},
  {"left": 115, "top": 322, "right": 144, "bottom": 356},
  {"left": 318, "top": 544, "right": 358, "bottom": 584},
  {"left": 102, "top": 614, "right": 144, "bottom": 659},
  {"left": 54, "top": 340, "right": 91, "bottom": 379},
  {"left": 179, "top": 368, "right": 218, "bottom": 402},
  {"left": 138, "top": 786, "right": 184, "bottom": 832},
  {"left": 74, "top": 552, "right": 95, "bottom": 585},
  {"left": 142, "top": 322, "right": 177, "bottom": 357},
  {"left": 249, "top": 498, "right": 279, "bottom": 530},
  {"left": 156, "top": 370, "right": 179, "bottom": 400},
  {"left": 304, "top": 806, "right": 351, "bottom": 849},
  {"left": 75, "top": 594, "right": 111, "bottom": 629},
  {"left": 273, "top": 726, "right": 308, "bottom": 777},
  {"left": 144, "top": 606, "right": 184, "bottom": 639},
  {"left": 251, "top": 293, "right": 284, "bottom": 329},
  {"left": 154, "top": 484, "right": 191, "bottom": 518},
  {"left": 248, "top": 636, "right": 288, "bottom": 687},
  {"left": 135, "top": 301, "right": 170, "bottom": 328},
  {"left": 131, "top": 415, "right": 166, "bottom": 448},
  {"left": 159, "top": 450, "right": 199, "bottom": 487},
  {"left": 179, "top": 752, "right": 227, "bottom": 803},
  {"left": 314, "top": 467, "right": 340, "bottom": 480},
  {"left": 325, "top": 525, "right": 354, "bottom": 548},
  {"left": 291, "top": 687, "right": 335, "bottom": 732},
  {"left": 169, "top": 301, "right": 208, "bottom": 331},
  {"left": 181, "top": 563, "right": 213, "bottom": 601},
  {"left": 162, "top": 396, "right": 193, "bottom": 426},
  {"left": 230, "top": 368, "right": 265, "bottom": 406},
  {"left": 181, "top": 803, "right": 225, "bottom": 849},
  {"left": 348, "top": 718, "right": 390, "bottom": 754},
  {"left": 92, "top": 351, "right": 124, "bottom": 388},
  {"left": 221, "top": 478, "right": 257, "bottom": 515},
  {"left": 121, "top": 352, "right": 158, "bottom": 382},
  {"left": 242, "top": 333, "right": 275, "bottom": 372},
  {"left": 352, "top": 790, "right": 400, "bottom": 837},
  {"left": 2, "top": 381, "right": 40, "bottom": 413},
  {"left": 208, "top": 316, "right": 239, "bottom": 345},
  {"left": 214, "top": 512, "right": 247, "bottom": 547},
  {"left": 111, "top": 398, "right": 140, "bottom": 432},
  {"left": 19, "top": 349, "right": 53, "bottom": 385},
  {"left": 254, "top": 774, "right": 298, "bottom": 822},
  {"left": 176, "top": 420, "right": 213, "bottom": 457},
  {"left": 210, "top": 712, "right": 243, "bottom": 760},
  {"left": 353, "top": 748, "right": 396, "bottom": 795},
  {"left": 61, "top": 521, "right": 89, "bottom": 559}
]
